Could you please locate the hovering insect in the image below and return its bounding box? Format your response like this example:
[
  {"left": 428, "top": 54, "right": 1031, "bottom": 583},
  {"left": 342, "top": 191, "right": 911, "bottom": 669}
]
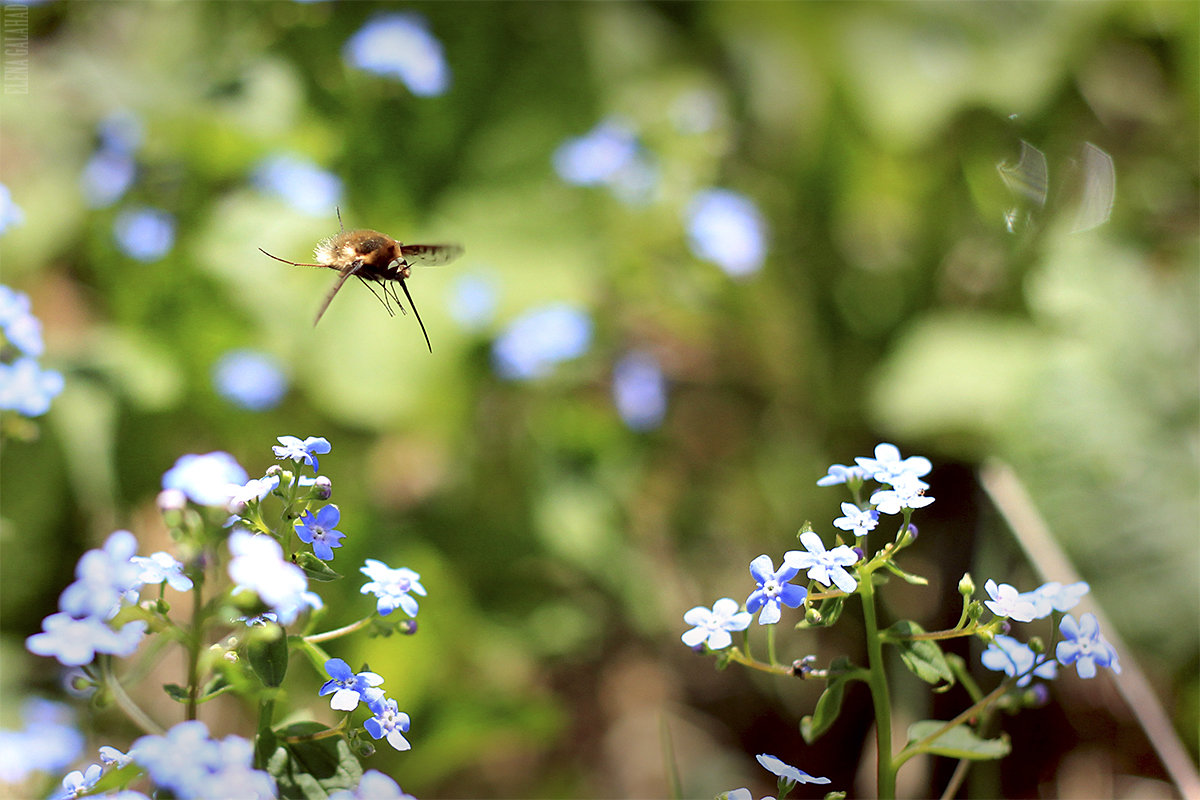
[{"left": 259, "top": 210, "right": 463, "bottom": 352}]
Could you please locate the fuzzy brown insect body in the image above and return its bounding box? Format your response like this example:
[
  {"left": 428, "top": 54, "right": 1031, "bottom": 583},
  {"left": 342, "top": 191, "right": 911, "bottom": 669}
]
[{"left": 259, "top": 213, "right": 462, "bottom": 353}]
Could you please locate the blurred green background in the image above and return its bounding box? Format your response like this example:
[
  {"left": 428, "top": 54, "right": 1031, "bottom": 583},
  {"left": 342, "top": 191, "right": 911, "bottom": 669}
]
[{"left": 1, "top": 1, "right": 1196, "bottom": 798}]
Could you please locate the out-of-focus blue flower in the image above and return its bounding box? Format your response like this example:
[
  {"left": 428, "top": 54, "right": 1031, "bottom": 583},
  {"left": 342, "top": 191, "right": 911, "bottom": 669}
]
[
  {"left": 294, "top": 505, "right": 346, "bottom": 561},
  {"left": 58, "top": 530, "right": 141, "bottom": 620},
  {"left": 113, "top": 207, "right": 175, "bottom": 262},
  {"left": 162, "top": 452, "right": 248, "bottom": 507},
  {"left": 855, "top": 442, "right": 932, "bottom": 485},
  {"left": 745, "top": 555, "right": 806, "bottom": 625},
  {"left": 82, "top": 150, "right": 136, "bottom": 208},
  {"left": 251, "top": 155, "right": 343, "bottom": 217},
  {"left": 553, "top": 119, "right": 639, "bottom": 187},
  {"left": 681, "top": 597, "right": 752, "bottom": 651},
  {"left": 784, "top": 531, "right": 860, "bottom": 594},
  {"left": 834, "top": 502, "right": 879, "bottom": 537},
  {"left": 212, "top": 349, "right": 287, "bottom": 411},
  {"left": 360, "top": 558, "right": 426, "bottom": 618},
  {"left": 131, "top": 552, "right": 193, "bottom": 593},
  {"left": 1056, "top": 612, "right": 1121, "bottom": 679},
  {"left": 755, "top": 753, "right": 832, "bottom": 786},
  {"left": 363, "top": 697, "right": 412, "bottom": 752},
  {"left": 612, "top": 351, "right": 667, "bottom": 431},
  {"left": 869, "top": 472, "right": 934, "bottom": 514},
  {"left": 981, "top": 634, "right": 1058, "bottom": 687},
  {"left": 344, "top": 13, "right": 450, "bottom": 97},
  {"left": 553, "top": 118, "right": 660, "bottom": 204},
  {"left": 492, "top": 304, "right": 592, "bottom": 380},
  {"left": 0, "top": 699, "right": 83, "bottom": 783},
  {"left": 0, "top": 285, "right": 45, "bottom": 356},
  {"left": 329, "top": 770, "right": 417, "bottom": 800},
  {"left": 320, "top": 658, "right": 385, "bottom": 712},
  {"left": 227, "top": 529, "right": 322, "bottom": 625},
  {"left": 26, "top": 612, "right": 146, "bottom": 666},
  {"left": 0, "top": 183, "right": 24, "bottom": 234},
  {"left": 130, "top": 720, "right": 276, "bottom": 800},
  {"left": 685, "top": 188, "right": 767, "bottom": 277},
  {"left": 97, "top": 110, "right": 143, "bottom": 155},
  {"left": 0, "top": 357, "right": 64, "bottom": 416},
  {"left": 447, "top": 273, "right": 497, "bottom": 329},
  {"left": 1021, "top": 581, "right": 1089, "bottom": 619},
  {"left": 983, "top": 579, "right": 1037, "bottom": 623},
  {"left": 816, "top": 463, "right": 867, "bottom": 487},
  {"left": 273, "top": 435, "right": 331, "bottom": 472}
]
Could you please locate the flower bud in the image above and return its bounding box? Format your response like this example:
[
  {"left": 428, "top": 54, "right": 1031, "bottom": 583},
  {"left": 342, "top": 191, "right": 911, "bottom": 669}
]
[
  {"left": 906, "top": 523, "right": 918, "bottom": 541},
  {"left": 805, "top": 606, "right": 823, "bottom": 625},
  {"left": 958, "top": 573, "right": 976, "bottom": 596},
  {"left": 265, "top": 464, "right": 283, "bottom": 478},
  {"left": 313, "top": 475, "right": 332, "bottom": 500},
  {"left": 157, "top": 488, "right": 187, "bottom": 512},
  {"left": 400, "top": 619, "right": 418, "bottom": 636},
  {"left": 1027, "top": 636, "right": 1045, "bottom": 654}
]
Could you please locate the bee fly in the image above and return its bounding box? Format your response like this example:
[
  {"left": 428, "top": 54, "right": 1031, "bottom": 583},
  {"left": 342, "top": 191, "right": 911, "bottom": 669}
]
[{"left": 259, "top": 210, "right": 463, "bottom": 352}]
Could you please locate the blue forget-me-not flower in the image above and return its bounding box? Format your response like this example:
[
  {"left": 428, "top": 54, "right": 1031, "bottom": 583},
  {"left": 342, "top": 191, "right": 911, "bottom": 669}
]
[
  {"left": 492, "top": 304, "right": 592, "bottom": 380},
  {"left": 1056, "top": 612, "right": 1120, "bottom": 679},
  {"left": 981, "top": 634, "right": 1058, "bottom": 687},
  {"left": 294, "top": 505, "right": 346, "bottom": 561},
  {"left": 784, "top": 531, "right": 860, "bottom": 594},
  {"left": 113, "top": 207, "right": 175, "bottom": 262},
  {"left": 684, "top": 188, "right": 767, "bottom": 278},
  {"left": 273, "top": 435, "right": 331, "bottom": 472},
  {"left": 320, "top": 658, "right": 385, "bottom": 712},
  {"left": 251, "top": 155, "right": 343, "bottom": 217},
  {"left": 363, "top": 696, "right": 412, "bottom": 752},
  {"left": 745, "top": 555, "right": 806, "bottom": 625},
  {"left": 612, "top": 351, "right": 668, "bottom": 432},
  {"left": 344, "top": 13, "right": 449, "bottom": 97},
  {"left": 360, "top": 559, "right": 426, "bottom": 618},
  {"left": 681, "top": 598, "right": 752, "bottom": 650},
  {"left": 212, "top": 349, "right": 287, "bottom": 411}
]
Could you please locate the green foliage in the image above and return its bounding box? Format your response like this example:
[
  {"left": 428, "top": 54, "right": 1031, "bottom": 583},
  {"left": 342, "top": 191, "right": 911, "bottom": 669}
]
[{"left": 267, "top": 722, "right": 363, "bottom": 800}]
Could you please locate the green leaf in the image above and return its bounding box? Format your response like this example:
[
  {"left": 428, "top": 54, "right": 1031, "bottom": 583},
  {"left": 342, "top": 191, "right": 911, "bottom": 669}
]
[
  {"left": 905, "top": 720, "right": 1011, "bottom": 760},
  {"left": 248, "top": 627, "right": 290, "bottom": 688},
  {"left": 800, "top": 656, "right": 867, "bottom": 743},
  {"left": 887, "top": 621, "right": 954, "bottom": 687},
  {"left": 199, "top": 673, "right": 234, "bottom": 700},
  {"left": 294, "top": 552, "right": 342, "bottom": 582},
  {"left": 267, "top": 722, "right": 362, "bottom": 800},
  {"left": 882, "top": 559, "right": 929, "bottom": 585},
  {"left": 162, "top": 683, "right": 189, "bottom": 702}
]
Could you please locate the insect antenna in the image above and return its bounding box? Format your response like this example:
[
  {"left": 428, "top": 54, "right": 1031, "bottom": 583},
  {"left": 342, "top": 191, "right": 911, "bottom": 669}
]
[
  {"left": 335, "top": 206, "right": 345, "bottom": 233},
  {"left": 398, "top": 279, "right": 432, "bottom": 353}
]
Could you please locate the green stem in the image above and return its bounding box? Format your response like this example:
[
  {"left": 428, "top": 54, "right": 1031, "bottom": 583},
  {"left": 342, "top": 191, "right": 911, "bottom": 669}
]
[
  {"left": 766, "top": 623, "right": 777, "bottom": 666},
  {"left": 859, "top": 571, "right": 896, "bottom": 799},
  {"left": 303, "top": 615, "right": 375, "bottom": 644},
  {"left": 185, "top": 578, "right": 204, "bottom": 721},
  {"left": 100, "top": 656, "right": 164, "bottom": 735}
]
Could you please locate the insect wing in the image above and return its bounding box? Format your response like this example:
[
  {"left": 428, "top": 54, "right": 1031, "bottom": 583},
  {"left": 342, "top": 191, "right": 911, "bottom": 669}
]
[
  {"left": 399, "top": 243, "right": 463, "bottom": 266},
  {"left": 313, "top": 263, "right": 362, "bottom": 326}
]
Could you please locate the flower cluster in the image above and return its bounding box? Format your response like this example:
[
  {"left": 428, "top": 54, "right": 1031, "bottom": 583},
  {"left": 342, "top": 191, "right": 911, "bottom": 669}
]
[
  {"left": 682, "top": 443, "right": 1123, "bottom": 797},
  {"left": 25, "top": 530, "right": 150, "bottom": 667},
  {"left": 0, "top": 285, "right": 64, "bottom": 418},
  {"left": 22, "top": 435, "right": 429, "bottom": 798}
]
